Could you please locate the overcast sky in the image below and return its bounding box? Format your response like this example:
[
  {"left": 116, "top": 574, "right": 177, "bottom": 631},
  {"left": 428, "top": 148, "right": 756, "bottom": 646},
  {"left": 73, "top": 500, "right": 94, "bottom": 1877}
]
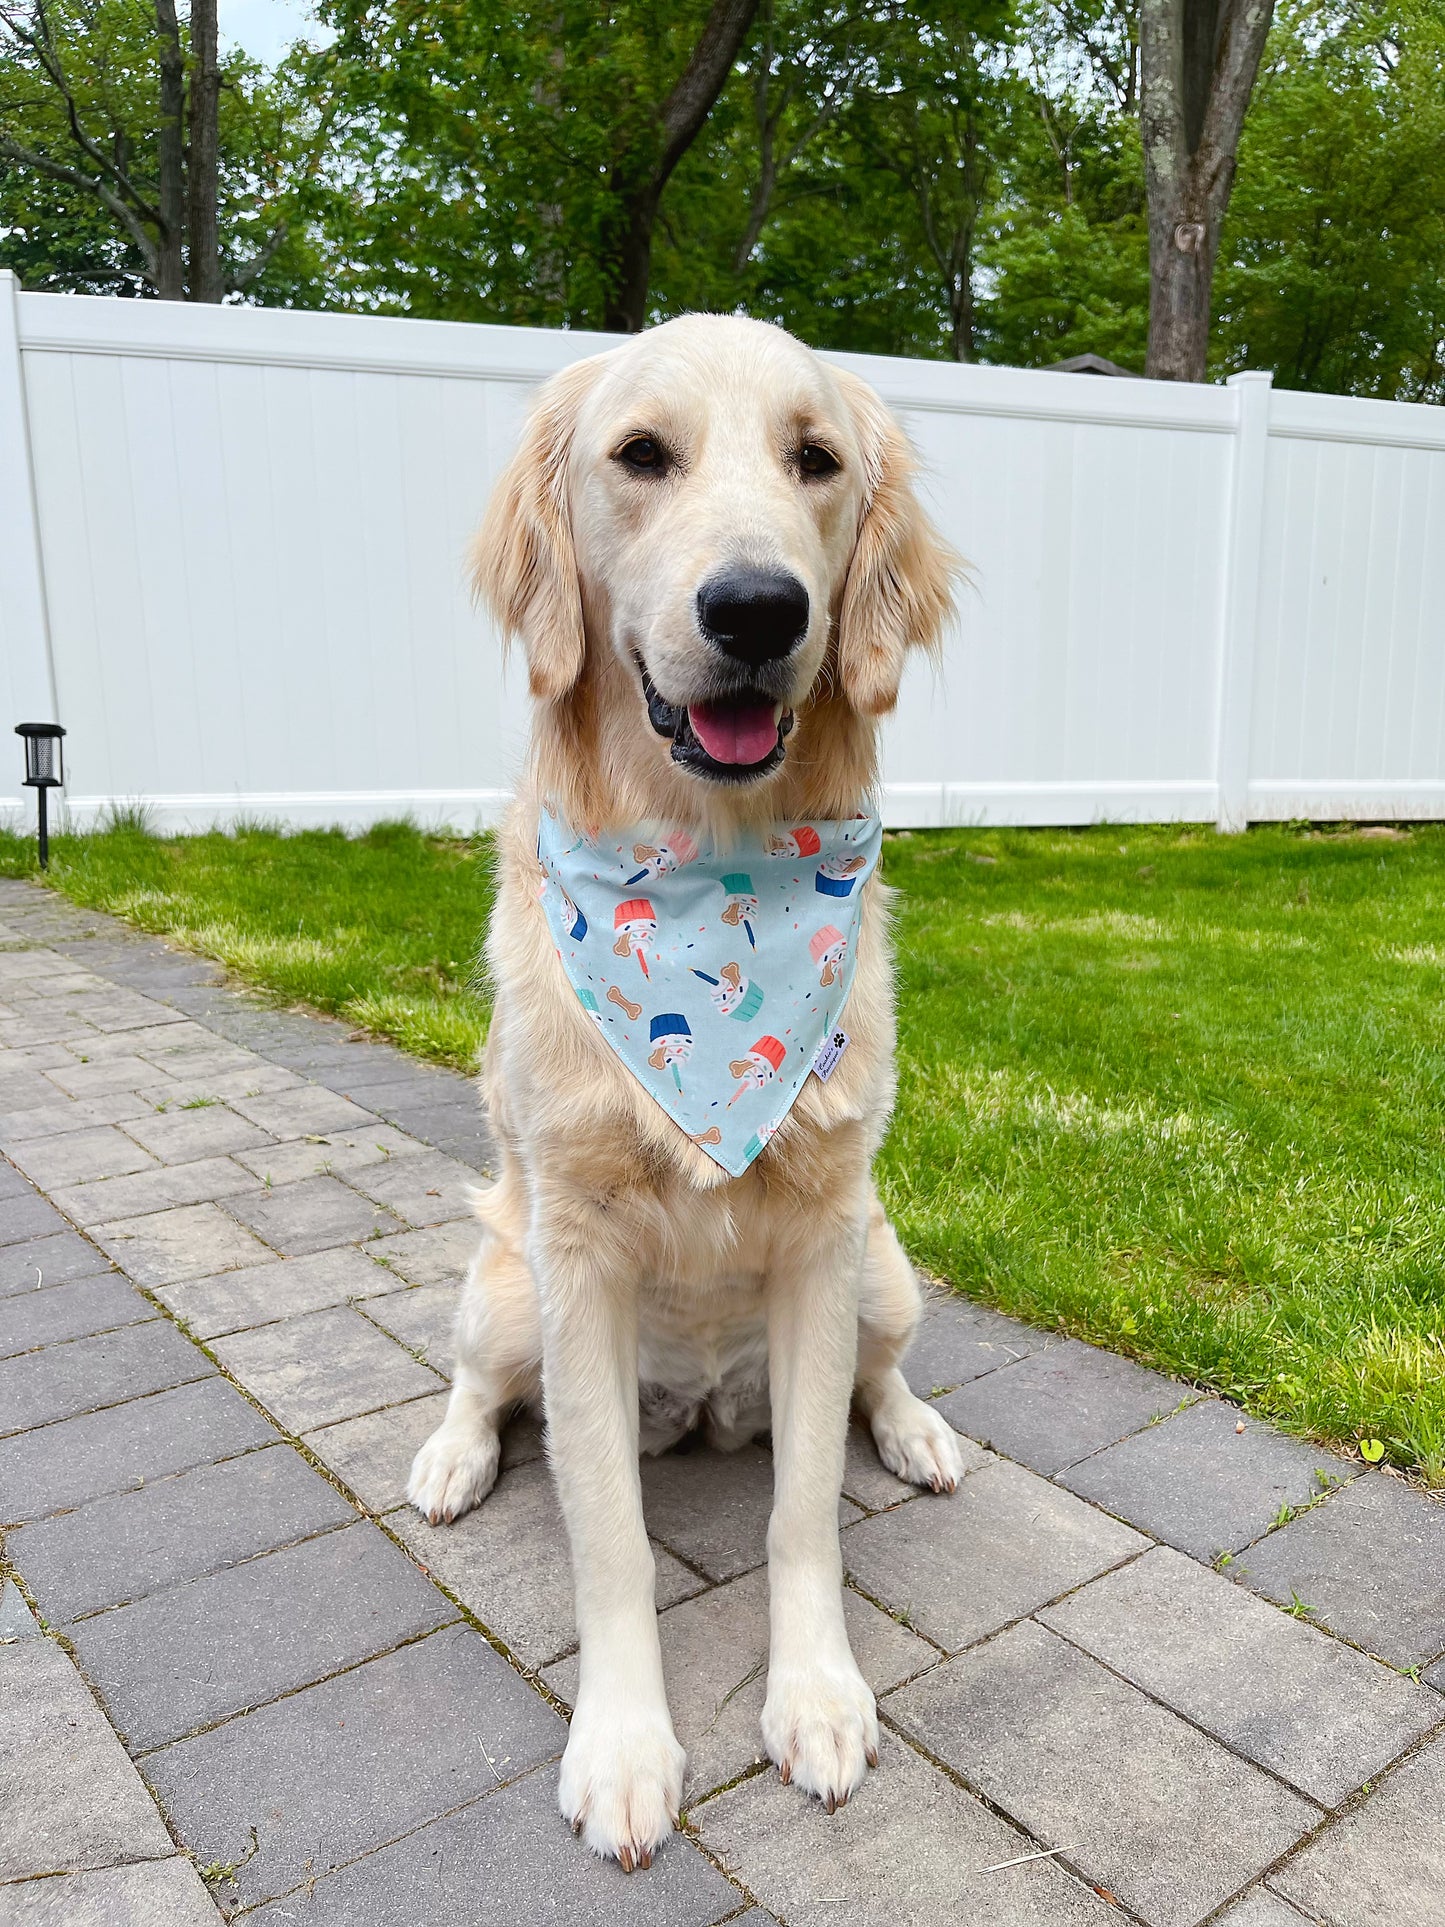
[{"left": 224, "top": 0, "right": 325, "bottom": 68}]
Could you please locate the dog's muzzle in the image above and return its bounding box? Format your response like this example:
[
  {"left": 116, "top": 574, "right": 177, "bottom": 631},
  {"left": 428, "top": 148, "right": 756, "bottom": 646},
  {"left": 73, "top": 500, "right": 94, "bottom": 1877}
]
[{"left": 639, "top": 661, "right": 794, "bottom": 785}]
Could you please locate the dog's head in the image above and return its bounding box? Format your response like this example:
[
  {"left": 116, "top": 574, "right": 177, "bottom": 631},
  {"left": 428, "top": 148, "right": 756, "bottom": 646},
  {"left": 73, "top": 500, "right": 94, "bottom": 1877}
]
[{"left": 475, "top": 314, "right": 957, "bottom": 807}]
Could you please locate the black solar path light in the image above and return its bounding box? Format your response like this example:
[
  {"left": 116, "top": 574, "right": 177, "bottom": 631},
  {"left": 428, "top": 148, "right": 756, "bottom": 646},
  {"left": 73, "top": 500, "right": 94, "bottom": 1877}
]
[{"left": 15, "top": 722, "right": 65, "bottom": 870}]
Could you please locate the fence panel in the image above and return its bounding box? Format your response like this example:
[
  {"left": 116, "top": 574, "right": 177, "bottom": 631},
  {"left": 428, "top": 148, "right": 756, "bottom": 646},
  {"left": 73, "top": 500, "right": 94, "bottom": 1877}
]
[{"left": 2, "top": 275, "right": 1441, "bottom": 833}]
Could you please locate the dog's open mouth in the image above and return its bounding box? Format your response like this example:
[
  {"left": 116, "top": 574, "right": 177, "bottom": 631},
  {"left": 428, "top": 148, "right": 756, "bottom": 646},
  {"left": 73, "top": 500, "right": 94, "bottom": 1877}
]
[{"left": 640, "top": 662, "right": 794, "bottom": 784}]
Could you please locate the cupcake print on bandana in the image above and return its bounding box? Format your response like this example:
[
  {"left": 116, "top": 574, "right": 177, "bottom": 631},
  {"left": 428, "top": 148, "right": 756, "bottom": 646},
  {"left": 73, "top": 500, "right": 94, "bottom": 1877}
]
[{"left": 535, "top": 807, "right": 883, "bottom": 1177}]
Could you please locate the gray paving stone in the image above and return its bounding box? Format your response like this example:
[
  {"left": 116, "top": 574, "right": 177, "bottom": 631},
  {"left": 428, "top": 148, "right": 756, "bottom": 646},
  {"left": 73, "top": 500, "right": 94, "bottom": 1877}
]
[
  {"left": 937, "top": 1337, "right": 1193, "bottom": 1474},
  {"left": 348, "top": 1148, "right": 479, "bottom": 1226},
  {"left": 136, "top": 1063, "right": 301, "bottom": 1106},
  {"left": 0, "top": 1637, "right": 174, "bottom": 1877},
  {"left": 226, "top": 1174, "right": 403, "bottom": 1256},
  {"left": 902, "top": 1289, "right": 1054, "bottom": 1396},
  {"left": 694, "top": 1731, "right": 1114, "bottom": 1926},
  {"left": 305, "top": 1391, "right": 451, "bottom": 1513},
  {"left": 274, "top": 1042, "right": 430, "bottom": 1085},
  {"left": 246, "top": 1765, "right": 740, "bottom": 1925},
  {"left": 1238, "top": 1474, "right": 1445, "bottom": 1669},
  {"left": 0, "top": 1376, "right": 275, "bottom": 1521},
  {"left": 91, "top": 1199, "right": 272, "bottom": 1285},
  {"left": 0, "top": 1318, "right": 210, "bottom": 1436},
  {"left": 1272, "top": 1728, "right": 1445, "bottom": 1925},
  {"left": 1, "top": 1856, "right": 225, "bottom": 1924},
  {"left": 7, "top": 1124, "right": 158, "bottom": 1189},
  {"left": 544, "top": 1564, "right": 937, "bottom": 1803},
  {"left": 0, "top": 1188, "right": 68, "bottom": 1244},
  {"left": 843, "top": 1456, "right": 1142, "bottom": 1653},
  {"left": 367, "top": 1217, "right": 479, "bottom": 1286},
  {"left": 50, "top": 1154, "right": 261, "bottom": 1227},
  {"left": 142, "top": 1622, "right": 563, "bottom": 1910},
  {"left": 0, "top": 1068, "right": 63, "bottom": 1114},
  {"left": 118, "top": 1102, "right": 274, "bottom": 1163},
  {"left": 1039, "top": 1545, "right": 1444, "bottom": 1805},
  {"left": 13, "top": 1442, "right": 355, "bottom": 1621},
  {"left": 0, "top": 1090, "right": 156, "bottom": 1142},
  {"left": 0, "top": 1577, "right": 40, "bottom": 1638},
  {"left": 233, "top": 1122, "right": 426, "bottom": 1186},
  {"left": 392, "top": 1458, "right": 705, "bottom": 1667},
  {"left": 43, "top": 1054, "right": 163, "bottom": 1097},
  {"left": 50, "top": 1153, "right": 259, "bottom": 1228},
  {"left": 156, "top": 1244, "right": 392, "bottom": 1339},
  {"left": 0, "top": 1229, "right": 114, "bottom": 1295},
  {"left": 1213, "top": 1894, "right": 1318, "bottom": 1927},
  {"left": 639, "top": 1442, "right": 863, "bottom": 1582},
  {"left": 363, "top": 1282, "right": 457, "bottom": 1373},
  {"left": 69, "top": 1520, "right": 453, "bottom": 1751},
  {"left": 886, "top": 1618, "right": 1319, "bottom": 1927},
  {"left": 0, "top": 1272, "right": 151, "bottom": 1355},
  {"left": 212, "top": 1304, "right": 443, "bottom": 1431},
  {"left": 0, "top": 1159, "right": 29, "bottom": 1200},
  {"left": 398, "top": 1115, "right": 496, "bottom": 1173},
  {"left": 229, "top": 1085, "right": 384, "bottom": 1137},
  {"left": 1060, "top": 1399, "right": 1358, "bottom": 1562}
]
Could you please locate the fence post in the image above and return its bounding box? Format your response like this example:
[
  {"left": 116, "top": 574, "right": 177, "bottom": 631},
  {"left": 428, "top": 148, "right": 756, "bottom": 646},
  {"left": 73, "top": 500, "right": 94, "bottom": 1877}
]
[
  {"left": 0, "top": 271, "right": 58, "bottom": 819},
  {"left": 1215, "top": 369, "right": 1272, "bottom": 832}
]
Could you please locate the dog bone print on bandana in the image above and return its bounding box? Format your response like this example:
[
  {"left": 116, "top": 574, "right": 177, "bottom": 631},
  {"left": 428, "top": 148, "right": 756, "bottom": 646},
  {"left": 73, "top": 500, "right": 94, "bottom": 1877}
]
[{"left": 536, "top": 806, "right": 883, "bottom": 1176}]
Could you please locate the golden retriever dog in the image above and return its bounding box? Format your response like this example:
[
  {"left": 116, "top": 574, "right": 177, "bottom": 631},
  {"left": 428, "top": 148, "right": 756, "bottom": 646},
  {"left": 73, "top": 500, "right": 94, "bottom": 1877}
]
[{"left": 409, "top": 313, "right": 961, "bottom": 1868}]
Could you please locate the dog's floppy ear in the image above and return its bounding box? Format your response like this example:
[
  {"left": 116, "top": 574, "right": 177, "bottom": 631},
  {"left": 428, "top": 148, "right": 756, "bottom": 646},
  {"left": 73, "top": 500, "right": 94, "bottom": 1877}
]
[
  {"left": 834, "top": 368, "right": 960, "bottom": 716},
  {"left": 471, "top": 355, "right": 604, "bottom": 702}
]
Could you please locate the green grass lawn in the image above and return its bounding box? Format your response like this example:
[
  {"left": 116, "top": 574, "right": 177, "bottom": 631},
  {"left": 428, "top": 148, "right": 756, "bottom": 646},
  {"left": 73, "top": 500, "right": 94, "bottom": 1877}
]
[{"left": 4, "top": 816, "right": 1443, "bottom": 1479}]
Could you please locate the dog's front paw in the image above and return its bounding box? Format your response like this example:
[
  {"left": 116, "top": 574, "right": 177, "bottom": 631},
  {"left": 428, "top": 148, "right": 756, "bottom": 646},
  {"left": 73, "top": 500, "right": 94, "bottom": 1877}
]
[
  {"left": 559, "top": 1698, "right": 684, "bottom": 1870},
  {"left": 407, "top": 1423, "right": 500, "bottom": 1525},
  {"left": 761, "top": 1657, "right": 879, "bottom": 1812},
  {"left": 871, "top": 1394, "right": 965, "bottom": 1494}
]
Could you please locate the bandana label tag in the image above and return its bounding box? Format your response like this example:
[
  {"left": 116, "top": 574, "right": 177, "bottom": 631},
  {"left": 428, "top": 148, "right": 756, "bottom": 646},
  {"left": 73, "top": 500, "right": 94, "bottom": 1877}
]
[{"left": 812, "top": 1029, "right": 850, "bottom": 1083}]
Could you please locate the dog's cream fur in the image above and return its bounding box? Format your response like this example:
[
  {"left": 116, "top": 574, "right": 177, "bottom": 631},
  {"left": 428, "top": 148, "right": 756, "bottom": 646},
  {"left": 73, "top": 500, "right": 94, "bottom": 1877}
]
[{"left": 409, "top": 314, "right": 961, "bottom": 1868}]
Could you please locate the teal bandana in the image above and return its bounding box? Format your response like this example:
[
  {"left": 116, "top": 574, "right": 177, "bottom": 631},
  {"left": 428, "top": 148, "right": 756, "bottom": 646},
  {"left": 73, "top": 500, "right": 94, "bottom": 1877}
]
[{"left": 536, "top": 807, "right": 883, "bottom": 1177}]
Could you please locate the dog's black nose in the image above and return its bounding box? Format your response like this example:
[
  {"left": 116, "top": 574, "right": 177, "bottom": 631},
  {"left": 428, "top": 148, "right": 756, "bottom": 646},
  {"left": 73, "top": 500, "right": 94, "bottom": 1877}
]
[{"left": 697, "top": 569, "right": 809, "bottom": 667}]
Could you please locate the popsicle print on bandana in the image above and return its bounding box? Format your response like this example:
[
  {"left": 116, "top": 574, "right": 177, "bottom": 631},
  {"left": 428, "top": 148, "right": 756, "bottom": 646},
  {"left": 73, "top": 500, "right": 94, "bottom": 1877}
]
[
  {"left": 809, "top": 925, "right": 848, "bottom": 987},
  {"left": 534, "top": 805, "right": 882, "bottom": 1177},
  {"left": 729, "top": 1035, "right": 787, "bottom": 1107},
  {"left": 626, "top": 834, "right": 699, "bottom": 886},
  {"left": 718, "top": 874, "right": 759, "bottom": 949},
  {"left": 815, "top": 853, "right": 868, "bottom": 898},
  {"left": 765, "top": 826, "right": 822, "bottom": 859},
  {"left": 648, "top": 1013, "right": 693, "bottom": 1090},
  {"left": 690, "top": 960, "right": 765, "bottom": 1022},
  {"left": 613, "top": 898, "right": 656, "bottom": 977}
]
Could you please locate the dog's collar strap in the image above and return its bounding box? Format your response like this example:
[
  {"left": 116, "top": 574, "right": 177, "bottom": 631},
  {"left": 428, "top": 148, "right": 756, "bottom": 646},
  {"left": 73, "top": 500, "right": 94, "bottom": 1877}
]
[{"left": 535, "top": 807, "right": 883, "bottom": 1176}]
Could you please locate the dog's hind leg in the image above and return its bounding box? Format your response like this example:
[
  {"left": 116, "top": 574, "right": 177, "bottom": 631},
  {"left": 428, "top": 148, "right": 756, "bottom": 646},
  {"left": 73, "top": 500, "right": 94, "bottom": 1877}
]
[
  {"left": 853, "top": 1197, "right": 964, "bottom": 1495},
  {"left": 408, "top": 1193, "right": 541, "bottom": 1526}
]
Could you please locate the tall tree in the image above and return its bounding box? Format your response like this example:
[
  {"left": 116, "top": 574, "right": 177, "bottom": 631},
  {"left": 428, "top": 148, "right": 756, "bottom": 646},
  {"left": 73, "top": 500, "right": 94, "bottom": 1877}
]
[
  {"left": 1138, "top": 0, "right": 1275, "bottom": 379},
  {"left": 601, "top": 0, "right": 759, "bottom": 328},
  {"left": 0, "top": 0, "right": 319, "bottom": 299}
]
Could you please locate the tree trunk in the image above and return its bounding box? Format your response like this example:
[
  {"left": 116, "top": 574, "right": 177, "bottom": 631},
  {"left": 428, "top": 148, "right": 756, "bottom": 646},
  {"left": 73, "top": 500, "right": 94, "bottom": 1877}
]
[
  {"left": 601, "top": 0, "right": 760, "bottom": 331},
  {"left": 152, "top": 0, "right": 186, "bottom": 300},
  {"left": 1140, "top": 0, "right": 1275, "bottom": 381},
  {"left": 186, "top": 0, "right": 223, "bottom": 301}
]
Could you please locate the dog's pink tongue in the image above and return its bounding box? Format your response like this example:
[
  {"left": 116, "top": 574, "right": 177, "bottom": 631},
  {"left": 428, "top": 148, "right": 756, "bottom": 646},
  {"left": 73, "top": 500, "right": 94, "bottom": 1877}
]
[{"left": 689, "top": 701, "right": 778, "bottom": 766}]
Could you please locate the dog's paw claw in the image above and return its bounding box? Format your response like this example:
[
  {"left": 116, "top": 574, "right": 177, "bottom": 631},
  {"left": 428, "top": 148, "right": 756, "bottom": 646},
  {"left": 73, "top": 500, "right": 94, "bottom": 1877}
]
[
  {"left": 871, "top": 1396, "right": 966, "bottom": 1495},
  {"left": 560, "top": 1700, "right": 683, "bottom": 1869},
  {"left": 407, "top": 1424, "right": 500, "bottom": 1525},
  {"left": 763, "top": 1659, "right": 878, "bottom": 1812}
]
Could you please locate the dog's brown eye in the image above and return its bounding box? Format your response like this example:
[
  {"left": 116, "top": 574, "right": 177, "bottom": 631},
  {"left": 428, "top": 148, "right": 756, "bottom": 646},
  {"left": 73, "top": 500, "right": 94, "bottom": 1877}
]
[
  {"left": 617, "top": 436, "right": 665, "bottom": 472},
  {"left": 798, "top": 443, "right": 840, "bottom": 478}
]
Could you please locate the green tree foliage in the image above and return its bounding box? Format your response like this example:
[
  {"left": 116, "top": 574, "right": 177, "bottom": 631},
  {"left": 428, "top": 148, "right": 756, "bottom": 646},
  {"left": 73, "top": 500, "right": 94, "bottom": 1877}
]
[
  {"left": 1214, "top": 1, "right": 1445, "bottom": 399},
  {"left": 2, "top": 0, "right": 1442, "bottom": 396}
]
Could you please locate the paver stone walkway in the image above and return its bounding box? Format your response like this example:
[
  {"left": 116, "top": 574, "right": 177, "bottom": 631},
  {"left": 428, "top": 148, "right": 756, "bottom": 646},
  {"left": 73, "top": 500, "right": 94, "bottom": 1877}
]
[{"left": 2, "top": 875, "right": 1444, "bottom": 1925}]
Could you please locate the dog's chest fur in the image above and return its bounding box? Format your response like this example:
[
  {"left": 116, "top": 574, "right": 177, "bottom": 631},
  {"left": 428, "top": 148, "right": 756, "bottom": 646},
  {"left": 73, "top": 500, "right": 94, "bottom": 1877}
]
[{"left": 637, "top": 1268, "right": 772, "bottom": 1454}]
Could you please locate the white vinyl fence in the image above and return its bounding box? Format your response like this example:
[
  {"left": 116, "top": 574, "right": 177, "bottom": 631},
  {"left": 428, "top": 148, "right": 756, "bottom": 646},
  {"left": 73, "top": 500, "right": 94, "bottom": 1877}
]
[{"left": 3, "top": 268, "right": 1443, "bottom": 835}]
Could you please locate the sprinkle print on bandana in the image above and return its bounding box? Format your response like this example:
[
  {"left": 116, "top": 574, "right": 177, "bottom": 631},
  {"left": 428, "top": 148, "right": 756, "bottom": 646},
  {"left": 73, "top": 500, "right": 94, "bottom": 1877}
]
[{"left": 536, "top": 807, "right": 883, "bottom": 1177}]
